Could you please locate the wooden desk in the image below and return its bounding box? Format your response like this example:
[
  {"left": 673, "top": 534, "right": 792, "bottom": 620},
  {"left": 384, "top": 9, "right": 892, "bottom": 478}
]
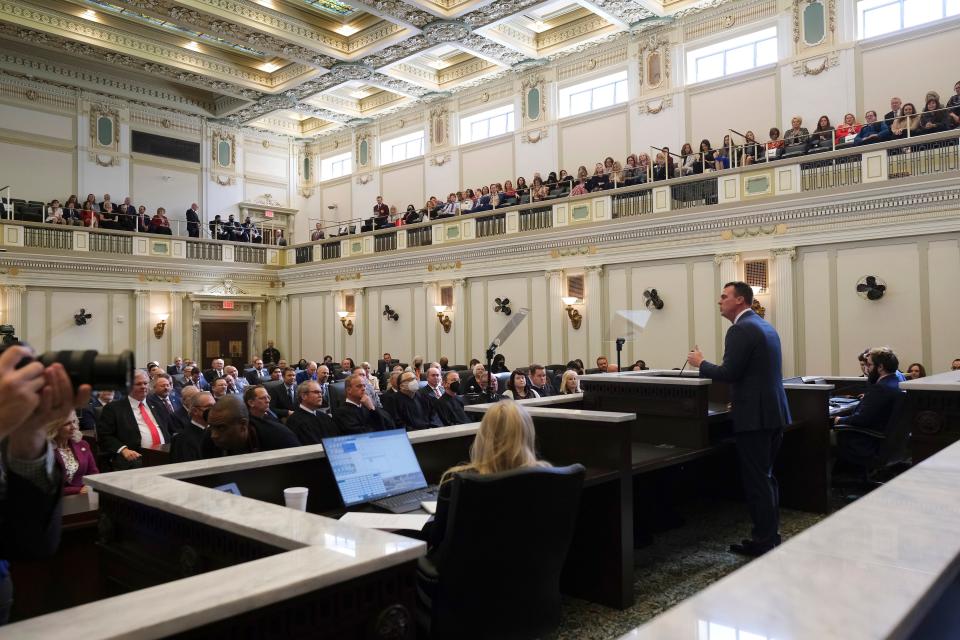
[
  {"left": 141, "top": 443, "right": 171, "bottom": 467},
  {"left": 900, "top": 372, "right": 960, "bottom": 463}
]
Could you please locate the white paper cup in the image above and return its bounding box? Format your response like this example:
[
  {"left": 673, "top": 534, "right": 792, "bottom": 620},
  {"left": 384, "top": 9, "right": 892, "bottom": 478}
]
[{"left": 283, "top": 486, "right": 309, "bottom": 511}]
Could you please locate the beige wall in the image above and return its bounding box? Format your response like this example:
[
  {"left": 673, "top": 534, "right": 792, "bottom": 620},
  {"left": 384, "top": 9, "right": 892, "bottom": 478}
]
[
  {"left": 689, "top": 73, "right": 778, "bottom": 147},
  {"left": 0, "top": 142, "right": 73, "bottom": 203},
  {"left": 381, "top": 163, "right": 425, "bottom": 212},
  {"left": 560, "top": 109, "right": 629, "bottom": 174},
  {"left": 461, "top": 139, "right": 514, "bottom": 189}
]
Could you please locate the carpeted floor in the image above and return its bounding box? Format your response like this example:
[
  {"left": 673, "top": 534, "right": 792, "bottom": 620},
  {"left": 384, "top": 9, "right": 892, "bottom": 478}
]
[{"left": 555, "top": 499, "right": 828, "bottom": 640}]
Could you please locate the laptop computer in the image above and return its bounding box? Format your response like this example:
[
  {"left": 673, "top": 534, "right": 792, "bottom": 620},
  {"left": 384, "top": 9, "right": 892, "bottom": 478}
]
[{"left": 322, "top": 429, "right": 438, "bottom": 514}]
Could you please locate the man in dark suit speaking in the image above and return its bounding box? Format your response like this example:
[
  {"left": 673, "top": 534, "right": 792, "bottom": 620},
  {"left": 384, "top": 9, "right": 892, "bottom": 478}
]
[{"left": 687, "top": 281, "right": 791, "bottom": 557}]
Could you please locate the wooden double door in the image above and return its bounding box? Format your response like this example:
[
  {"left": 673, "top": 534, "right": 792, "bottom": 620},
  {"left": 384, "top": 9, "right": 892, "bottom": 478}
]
[{"left": 200, "top": 321, "right": 249, "bottom": 368}]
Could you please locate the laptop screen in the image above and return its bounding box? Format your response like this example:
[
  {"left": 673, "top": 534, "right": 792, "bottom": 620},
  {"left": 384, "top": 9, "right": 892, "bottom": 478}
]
[{"left": 322, "top": 429, "right": 428, "bottom": 507}]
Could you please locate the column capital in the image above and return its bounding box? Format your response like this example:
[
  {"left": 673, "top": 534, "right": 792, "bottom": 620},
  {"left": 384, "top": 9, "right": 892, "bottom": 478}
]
[
  {"left": 584, "top": 265, "right": 604, "bottom": 275},
  {"left": 713, "top": 252, "right": 740, "bottom": 265},
  {"left": 133, "top": 289, "right": 149, "bottom": 298},
  {"left": 451, "top": 278, "right": 467, "bottom": 289},
  {"left": 771, "top": 247, "right": 797, "bottom": 260}
]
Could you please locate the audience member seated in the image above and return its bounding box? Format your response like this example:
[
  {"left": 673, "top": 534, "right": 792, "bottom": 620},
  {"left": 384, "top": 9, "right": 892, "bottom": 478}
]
[
  {"left": 296, "top": 361, "right": 318, "bottom": 384},
  {"left": 384, "top": 371, "right": 442, "bottom": 430},
  {"left": 741, "top": 132, "right": 762, "bottom": 165},
  {"left": 784, "top": 116, "right": 810, "bottom": 144},
  {"left": 490, "top": 354, "right": 509, "bottom": 374},
  {"left": 952, "top": 358, "right": 960, "bottom": 371},
  {"left": 170, "top": 391, "right": 215, "bottom": 463},
  {"left": 465, "top": 370, "right": 501, "bottom": 401},
  {"left": 417, "top": 402, "right": 578, "bottom": 639},
  {"left": 351, "top": 366, "right": 383, "bottom": 410},
  {"left": 559, "top": 370, "right": 581, "bottom": 394},
  {"left": 78, "top": 389, "right": 114, "bottom": 430},
  {"left": 286, "top": 381, "right": 337, "bottom": 445},
  {"left": 587, "top": 163, "right": 609, "bottom": 192},
  {"left": 835, "top": 113, "right": 862, "bottom": 145},
  {"left": 503, "top": 369, "right": 539, "bottom": 400},
  {"left": 210, "top": 378, "right": 228, "bottom": 400},
  {"left": 148, "top": 373, "right": 180, "bottom": 432},
  {"left": 807, "top": 115, "right": 834, "bottom": 151},
  {"left": 97, "top": 370, "right": 173, "bottom": 470},
  {"left": 855, "top": 111, "right": 890, "bottom": 145},
  {"left": 527, "top": 364, "right": 554, "bottom": 397},
  {"left": 310, "top": 223, "right": 325, "bottom": 241},
  {"left": 631, "top": 359, "right": 649, "bottom": 371},
  {"left": 203, "top": 395, "right": 299, "bottom": 457},
  {"left": 947, "top": 80, "right": 960, "bottom": 127},
  {"left": 171, "top": 385, "right": 199, "bottom": 435},
  {"left": 905, "top": 362, "right": 926, "bottom": 379},
  {"left": 45, "top": 199, "right": 67, "bottom": 225},
  {"left": 268, "top": 367, "right": 299, "bottom": 419},
  {"left": 245, "top": 385, "right": 285, "bottom": 429},
  {"left": 884, "top": 96, "right": 903, "bottom": 124},
  {"left": 419, "top": 366, "right": 444, "bottom": 401},
  {"left": 890, "top": 103, "right": 921, "bottom": 139},
  {"left": 50, "top": 413, "right": 98, "bottom": 495},
  {"left": 919, "top": 95, "right": 949, "bottom": 134},
  {"left": 434, "top": 370, "right": 470, "bottom": 426},
  {"left": 764, "top": 127, "right": 784, "bottom": 161},
  {"left": 333, "top": 373, "right": 392, "bottom": 435},
  {"left": 833, "top": 347, "right": 903, "bottom": 466}
]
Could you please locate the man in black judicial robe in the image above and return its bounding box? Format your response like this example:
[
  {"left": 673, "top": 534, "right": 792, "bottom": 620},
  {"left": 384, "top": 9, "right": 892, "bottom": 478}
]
[
  {"left": 286, "top": 381, "right": 337, "bottom": 445},
  {"left": 333, "top": 374, "right": 393, "bottom": 435},
  {"left": 436, "top": 370, "right": 470, "bottom": 426}
]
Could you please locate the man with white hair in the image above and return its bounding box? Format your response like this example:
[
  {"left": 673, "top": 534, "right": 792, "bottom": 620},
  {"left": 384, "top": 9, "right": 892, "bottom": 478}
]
[{"left": 97, "top": 370, "right": 173, "bottom": 470}]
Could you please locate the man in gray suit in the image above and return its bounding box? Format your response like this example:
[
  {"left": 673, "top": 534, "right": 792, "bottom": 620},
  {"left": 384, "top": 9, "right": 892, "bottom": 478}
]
[{"left": 687, "top": 281, "right": 791, "bottom": 557}]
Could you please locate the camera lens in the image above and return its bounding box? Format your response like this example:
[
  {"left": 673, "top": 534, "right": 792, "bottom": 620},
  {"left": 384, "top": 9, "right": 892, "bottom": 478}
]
[{"left": 37, "top": 350, "right": 135, "bottom": 392}]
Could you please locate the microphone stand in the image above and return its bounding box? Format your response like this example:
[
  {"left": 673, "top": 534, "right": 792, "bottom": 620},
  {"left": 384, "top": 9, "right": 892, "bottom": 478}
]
[
  {"left": 485, "top": 341, "right": 497, "bottom": 402},
  {"left": 615, "top": 337, "right": 625, "bottom": 373}
]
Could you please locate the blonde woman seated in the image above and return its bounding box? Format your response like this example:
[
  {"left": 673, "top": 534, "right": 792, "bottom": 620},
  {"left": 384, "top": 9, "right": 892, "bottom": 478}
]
[
  {"left": 49, "top": 413, "right": 99, "bottom": 495},
  {"left": 422, "top": 402, "right": 550, "bottom": 551},
  {"left": 559, "top": 370, "right": 581, "bottom": 394},
  {"left": 502, "top": 369, "right": 540, "bottom": 400}
]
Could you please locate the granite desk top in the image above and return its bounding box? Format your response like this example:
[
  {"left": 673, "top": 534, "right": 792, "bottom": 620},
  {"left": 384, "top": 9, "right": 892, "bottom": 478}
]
[
  {"left": 465, "top": 403, "right": 636, "bottom": 423},
  {"left": 900, "top": 370, "right": 960, "bottom": 392},
  {"left": 5, "top": 423, "right": 495, "bottom": 638},
  {"left": 618, "top": 438, "right": 960, "bottom": 640},
  {"left": 580, "top": 370, "right": 713, "bottom": 386}
]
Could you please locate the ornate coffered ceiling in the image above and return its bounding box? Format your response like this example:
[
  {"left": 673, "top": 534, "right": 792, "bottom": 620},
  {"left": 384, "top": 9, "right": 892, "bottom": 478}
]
[{"left": 0, "top": 0, "right": 733, "bottom": 136}]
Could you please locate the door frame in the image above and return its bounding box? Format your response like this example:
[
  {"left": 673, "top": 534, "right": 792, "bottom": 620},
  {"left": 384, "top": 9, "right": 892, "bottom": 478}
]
[{"left": 189, "top": 296, "right": 264, "bottom": 366}]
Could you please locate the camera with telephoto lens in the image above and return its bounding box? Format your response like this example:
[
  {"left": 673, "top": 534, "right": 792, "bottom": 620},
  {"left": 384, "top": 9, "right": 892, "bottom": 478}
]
[{"left": 0, "top": 324, "right": 134, "bottom": 392}]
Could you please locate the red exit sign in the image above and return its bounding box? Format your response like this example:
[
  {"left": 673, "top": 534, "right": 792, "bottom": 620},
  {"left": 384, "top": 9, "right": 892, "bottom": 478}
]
[
  {"left": 264, "top": 210, "right": 274, "bottom": 218},
  {"left": 222, "top": 300, "right": 234, "bottom": 310}
]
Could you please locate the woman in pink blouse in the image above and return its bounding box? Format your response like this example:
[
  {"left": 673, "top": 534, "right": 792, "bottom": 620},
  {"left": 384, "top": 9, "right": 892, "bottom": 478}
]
[{"left": 49, "top": 413, "right": 99, "bottom": 495}]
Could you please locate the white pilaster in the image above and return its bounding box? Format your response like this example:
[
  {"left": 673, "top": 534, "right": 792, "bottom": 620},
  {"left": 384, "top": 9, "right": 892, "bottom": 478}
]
[
  {"left": 169, "top": 291, "right": 184, "bottom": 362},
  {"left": 254, "top": 301, "right": 264, "bottom": 357},
  {"left": 585, "top": 265, "right": 603, "bottom": 365},
  {"left": 452, "top": 279, "right": 467, "bottom": 365},
  {"left": 547, "top": 270, "right": 564, "bottom": 364},
  {"left": 715, "top": 252, "right": 740, "bottom": 285},
  {"left": 2, "top": 285, "right": 25, "bottom": 333},
  {"left": 190, "top": 298, "right": 201, "bottom": 362},
  {"left": 278, "top": 295, "right": 289, "bottom": 358},
  {"left": 352, "top": 288, "right": 365, "bottom": 361},
  {"left": 134, "top": 290, "right": 150, "bottom": 365},
  {"left": 771, "top": 248, "right": 797, "bottom": 376}
]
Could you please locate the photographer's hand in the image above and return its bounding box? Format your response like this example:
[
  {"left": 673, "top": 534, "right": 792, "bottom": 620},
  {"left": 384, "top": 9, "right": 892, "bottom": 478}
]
[
  {"left": 0, "top": 345, "right": 46, "bottom": 439},
  {"left": 7, "top": 362, "right": 92, "bottom": 460}
]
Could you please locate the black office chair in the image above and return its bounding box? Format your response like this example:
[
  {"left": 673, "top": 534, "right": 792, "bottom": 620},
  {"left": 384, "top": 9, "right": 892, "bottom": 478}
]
[
  {"left": 416, "top": 464, "right": 585, "bottom": 640},
  {"left": 326, "top": 381, "right": 346, "bottom": 413},
  {"left": 493, "top": 372, "right": 512, "bottom": 393},
  {"left": 834, "top": 393, "right": 910, "bottom": 489}
]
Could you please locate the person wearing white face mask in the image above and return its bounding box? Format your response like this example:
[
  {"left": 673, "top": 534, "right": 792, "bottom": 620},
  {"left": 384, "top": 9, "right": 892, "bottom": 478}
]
[{"left": 388, "top": 371, "right": 443, "bottom": 431}]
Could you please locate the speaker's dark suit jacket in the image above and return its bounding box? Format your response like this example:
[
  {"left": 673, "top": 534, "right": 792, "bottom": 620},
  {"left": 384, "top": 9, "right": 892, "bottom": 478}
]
[
  {"left": 267, "top": 382, "right": 298, "bottom": 419},
  {"left": 286, "top": 407, "right": 338, "bottom": 445},
  {"left": 332, "top": 402, "right": 393, "bottom": 435},
  {"left": 97, "top": 397, "right": 173, "bottom": 454},
  {"left": 386, "top": 392, "right": 443, "bottom": 431},
  {"left": 204, "top": 369, "right": 226, "bottom": 383},
  {"left": 698, "top": 310, "right": 791, "bottom": 432},
  {"left": 167, "top": 364, "right": 183, "bottom": 376}
]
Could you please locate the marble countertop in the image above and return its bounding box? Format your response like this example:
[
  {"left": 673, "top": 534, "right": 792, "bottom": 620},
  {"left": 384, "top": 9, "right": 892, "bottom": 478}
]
[
  {"left": 580, "top": 370, "right": 713, "bottom": 386},
  {"left": 9, "top": 424, "right": 508, "bottom": 638},
  {"left": 618, "top": 438, "right": 960, "bottom": 640},
  {"left": 465, "top": 403, "right": 635, "bottom": 423},
  {"left": 900, "top": 370, "right": 960, "bottom": 391}
]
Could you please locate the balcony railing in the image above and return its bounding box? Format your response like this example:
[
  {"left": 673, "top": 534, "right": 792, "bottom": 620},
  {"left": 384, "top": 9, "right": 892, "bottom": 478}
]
[
  {"left": 476, "top": 212, "right": 506, "bottom": 238},
  {"left": 519, "top": 206, "right": 553, "bottom": 232},
  {"left": 90, "top": 232, "right": 132, "bottom": 255},
  {"left": 407, "top": 226, "right": 432, "bottom": 248},
  {"left": 186, "top": 241, "right": 222, "bottom": 262},
  {"left": 235, "top": 245, "right": 266, "bottom": 264},
  {"left": 612, "top": 189, "right": 653, "bottom": 219},
  {"left": 374, "top": 231, "right": 398, "bottom": 253},
  {"left": 4, "top": 131, "right": 959, "bottom": 268},
  {"left": 888, "top": 138, "right": 960, "bottom": 180},
  {"left": 801, "top": 153, "right": 862, "bottom": 191},
  {"left": 295, "top": 245, "right": 313, "bottom": 264},
  {"left": 24, "top": 226, "right": 73, "bottom": 250}
]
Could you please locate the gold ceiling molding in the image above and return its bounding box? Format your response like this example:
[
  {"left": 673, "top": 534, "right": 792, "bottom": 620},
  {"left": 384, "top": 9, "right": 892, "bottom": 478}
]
[
  {"left": 426, "top": 260, "right": 461, "bottom": 271},
  {"left": 335, "top": 272, "right": 362, "bottom": 281},
  {"left": 551, "top": 245, "right": 596, "bottom": 258}
]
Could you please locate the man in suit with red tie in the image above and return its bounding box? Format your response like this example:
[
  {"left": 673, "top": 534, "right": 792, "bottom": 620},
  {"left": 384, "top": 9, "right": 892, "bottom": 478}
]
[{"left": 97, "top": 370, "right": 173, "bottom": 470}]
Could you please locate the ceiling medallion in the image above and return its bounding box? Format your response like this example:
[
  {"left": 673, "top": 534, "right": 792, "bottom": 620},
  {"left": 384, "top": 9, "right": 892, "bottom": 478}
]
[
  {"left": 421, "top": 20, "right": 472, "bottom": 42},
  {"left": 480, "top": 92, "right": 490, "bottom": 103},
  {"left": 262, "top": 140, "right": 270, "bottom": 149},
  {"left": 329, "top": 63, "right": 374, "bottom": 82}
]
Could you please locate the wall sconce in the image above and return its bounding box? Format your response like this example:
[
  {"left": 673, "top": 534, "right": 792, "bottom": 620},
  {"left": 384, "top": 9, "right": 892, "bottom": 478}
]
[
  {"left": 561, "top": 297, "right": 582, "bottom": 330},
  {"left": 383, "top": 305, "right": 399, "bottom": 322},
  {"left": 153, "top": 315, "right": 168, "bottom": 339},
  {"left": 493, "top": 297, "right": 511, "bottom": 315},
  {"left": 643, "top": 288, "right": 664, "bottom": 310},
  {"left": 434, "top": 305, "right": 452, "bottom": 333},
  {"left": 74, "top": 308, "right": 93, "bottom": 326},
  {"left": 337, "top": 310, "right": 354, "bottom": 335}
]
